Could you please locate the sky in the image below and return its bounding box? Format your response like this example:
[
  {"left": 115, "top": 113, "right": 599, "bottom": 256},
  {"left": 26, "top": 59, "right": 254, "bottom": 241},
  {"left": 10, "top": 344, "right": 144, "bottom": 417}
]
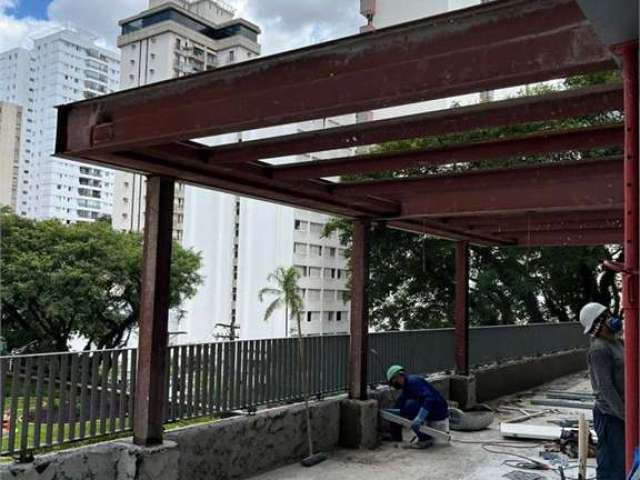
[{"left": 0, "top": 0, "right": 363, "bottom": 55}]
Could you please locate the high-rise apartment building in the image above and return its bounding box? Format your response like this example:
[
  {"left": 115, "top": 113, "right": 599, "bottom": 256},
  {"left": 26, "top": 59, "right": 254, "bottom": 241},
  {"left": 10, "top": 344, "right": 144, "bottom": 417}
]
[
  {"left": 114, "top": 0, "right": 352, "bottom": 343},
  {"left": 112, "top": 0, "right": 261, "bottom": 241},
  {"left": 0, "top": 101, "right": 22, "bottom": 209},
  {"left": 0, "top": 30, "right": 120, "bottom": 221}
]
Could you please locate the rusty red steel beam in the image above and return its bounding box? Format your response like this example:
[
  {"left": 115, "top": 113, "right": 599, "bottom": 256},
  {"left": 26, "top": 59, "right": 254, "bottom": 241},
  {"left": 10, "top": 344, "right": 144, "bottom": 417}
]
[
  {"left": 271, "top": 124, "right": 623, "bottom": 180},
  {"left": 349, "top": 219, "right": 370, "bottom": 401},
  {"left": 131, "top": 143, "right": 400, "bottom": 217},
  {"left": 508, "top": 228, "right": 623, "bottom": 246},
  {"left": 72, "top": 150, "right": 397, "bottom": 219},
  {"left": 55, "top": 0, "right": 615, "bottom": 156},
  {"left": 439, "top": 209, "right": 623, "bottom": 230},
  {"left": 455, "top": 241, "right": 470, "bottom": 375},
  {"left": 387, "top": 219, "right": 515, "bottom": 246},
  {"left": 207, "top": 83, "right": 623, "bottom": 164},
  {"left": 133, "top": 176, "right": 174, "bottom": 446},
  {"left": 334, "top": 157, "right": 623, "bottom": 218}
]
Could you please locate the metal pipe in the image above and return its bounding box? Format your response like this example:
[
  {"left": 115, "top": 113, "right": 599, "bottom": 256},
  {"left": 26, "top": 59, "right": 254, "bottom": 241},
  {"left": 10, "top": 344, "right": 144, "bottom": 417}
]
[{"left": 616, "top": 40, "right": 639, "bottom": 472}]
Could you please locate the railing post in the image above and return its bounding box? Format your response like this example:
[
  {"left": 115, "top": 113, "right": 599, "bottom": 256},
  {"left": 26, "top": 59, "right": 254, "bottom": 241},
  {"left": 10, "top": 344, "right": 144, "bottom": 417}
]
[
  {"left": 349, "top": 219, "right": 370, "bottom": 400},
  {"left": 615, "top": 40, "right": 639, "bottom": 472},
  {"left": 455, "top": 241, "right": 470, "bottom": 375},
  {"left": 133, "top": 176, "right": 175, "bottom": 446}
]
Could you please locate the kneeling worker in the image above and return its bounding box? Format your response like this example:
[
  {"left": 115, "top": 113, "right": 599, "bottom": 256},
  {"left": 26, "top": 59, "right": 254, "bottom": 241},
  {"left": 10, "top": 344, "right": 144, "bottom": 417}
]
[
  {"left": 386, "top": 365, "right": 449, "bottom": 449},
  {"left": 580, "top": 302, "right": 625, "bottom": 480}
]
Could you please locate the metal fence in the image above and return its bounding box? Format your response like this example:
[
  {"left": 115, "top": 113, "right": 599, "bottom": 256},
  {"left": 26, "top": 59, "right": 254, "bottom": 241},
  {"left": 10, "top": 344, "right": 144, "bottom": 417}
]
[{"left": 0, "top": 322, "right": 586, "bottom": 456}]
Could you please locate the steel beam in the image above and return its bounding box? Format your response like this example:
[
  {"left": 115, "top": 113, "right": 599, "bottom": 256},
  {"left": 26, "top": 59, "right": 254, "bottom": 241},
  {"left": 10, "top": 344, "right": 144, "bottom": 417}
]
[
  {"left": 133, "top": 176, "right": 174, "bottom": 446},
  {"left": 508, "top": 228, "right": 623, "bottom": 246},
  {"left": 55, "top": 0, "right": 614, "bottom": 155},
  {"left": 271, "top": 124, "right": 623, "bottom": 180},
  {"left": 349, "top": 220, "right": 370, "bottom": 401},
  {"left": 334, "top": 158, "right": 624, "bottom": 218},
  {"left": 204, "top": 83, "right": 623, "bottom": 164},
  {"left": 455, "top": 242, "right": 470, "bottom": 375},
  {"left": 615, "top": 40, "right": 639, "bottom": 473}
]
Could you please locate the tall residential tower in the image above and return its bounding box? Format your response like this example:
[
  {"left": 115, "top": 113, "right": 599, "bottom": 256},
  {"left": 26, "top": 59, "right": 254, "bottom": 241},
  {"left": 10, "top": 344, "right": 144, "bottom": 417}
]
[{"left": 0, "top": 29, "right": 120, "bottom": 221}]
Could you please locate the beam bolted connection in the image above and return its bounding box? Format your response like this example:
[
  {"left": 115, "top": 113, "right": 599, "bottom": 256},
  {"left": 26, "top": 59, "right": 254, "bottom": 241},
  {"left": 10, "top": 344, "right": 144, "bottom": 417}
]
[
  {"left": 349, "top": 220, "right": 370, "bottom": 401},
  {"left": 133, "top": 176, "right": 175, "bottom": 447}
]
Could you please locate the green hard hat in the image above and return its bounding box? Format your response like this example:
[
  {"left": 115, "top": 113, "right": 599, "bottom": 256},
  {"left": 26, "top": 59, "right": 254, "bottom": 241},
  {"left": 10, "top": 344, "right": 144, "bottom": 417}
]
[{"left": 386, "top": 365, "right": 405, "bottom": 382}]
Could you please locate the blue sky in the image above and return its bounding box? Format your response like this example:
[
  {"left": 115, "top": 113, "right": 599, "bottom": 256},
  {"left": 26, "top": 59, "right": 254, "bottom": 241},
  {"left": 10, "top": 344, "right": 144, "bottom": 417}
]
[{"left": 8, "top": 0, "right": 50, "bottom": 19}]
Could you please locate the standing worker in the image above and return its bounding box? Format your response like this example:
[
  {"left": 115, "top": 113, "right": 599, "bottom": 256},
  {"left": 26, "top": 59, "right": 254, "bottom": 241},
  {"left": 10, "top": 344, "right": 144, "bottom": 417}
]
[
  {"left": 386, "top": 365, "right": 449, "bottom": 449},
  {"left": 580, "top": 302, "right": 625, "bottom": 480}
]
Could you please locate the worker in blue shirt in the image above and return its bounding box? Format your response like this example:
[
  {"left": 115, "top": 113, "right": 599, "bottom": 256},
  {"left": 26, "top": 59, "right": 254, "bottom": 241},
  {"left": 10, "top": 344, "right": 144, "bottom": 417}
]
[{"left": 386, "top": 365, "right": 450, "bottom": 449}]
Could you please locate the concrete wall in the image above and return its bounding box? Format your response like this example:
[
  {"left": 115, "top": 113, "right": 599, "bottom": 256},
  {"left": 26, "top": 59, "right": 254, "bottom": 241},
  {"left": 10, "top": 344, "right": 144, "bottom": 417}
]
[
  {"left": 165, "top": 400, "right": 341, "bottom": 479},
  {"left": 474, "top": 349, "right": 588, "bottom": 403}
]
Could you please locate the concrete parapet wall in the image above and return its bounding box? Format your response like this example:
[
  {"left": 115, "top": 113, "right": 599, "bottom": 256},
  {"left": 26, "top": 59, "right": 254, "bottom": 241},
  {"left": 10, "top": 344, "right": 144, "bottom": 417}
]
[
  {"left": 474, "top": 349, "right": 588, "bottom": 403},
  {"left": 165, "top": 400, "right": 341, "bottom": 480},
  {"left": 1, "top": 440, "right": 178, "bottom": 480}
]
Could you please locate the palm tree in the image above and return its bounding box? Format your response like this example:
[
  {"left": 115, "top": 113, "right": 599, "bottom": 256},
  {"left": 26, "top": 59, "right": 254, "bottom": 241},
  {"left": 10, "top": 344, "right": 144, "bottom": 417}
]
[
  {"left": 258, "top": 266, "right": 304, "bottom": 337},
  {"left": 259, "top": 266, "right": 322, "bottom": 462}
]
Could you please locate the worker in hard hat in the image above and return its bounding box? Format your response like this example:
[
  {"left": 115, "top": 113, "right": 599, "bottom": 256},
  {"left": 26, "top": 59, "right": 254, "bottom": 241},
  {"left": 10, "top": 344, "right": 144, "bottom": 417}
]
[
  {"left": 580, "top": 302, "right": 624, "bottom": 480},
  {"left": 386, "top": 365, "right": 449, "bottom": 449}
]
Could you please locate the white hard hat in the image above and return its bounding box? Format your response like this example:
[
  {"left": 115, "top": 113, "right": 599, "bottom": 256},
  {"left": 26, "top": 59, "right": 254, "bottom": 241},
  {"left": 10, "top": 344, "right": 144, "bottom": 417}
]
[{"left": 580, "top": 302, "right": 607, "bottom": 334}]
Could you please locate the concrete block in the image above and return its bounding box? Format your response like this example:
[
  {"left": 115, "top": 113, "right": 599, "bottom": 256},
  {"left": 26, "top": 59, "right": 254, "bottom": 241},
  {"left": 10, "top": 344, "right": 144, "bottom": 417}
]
[
  {"left": 339, "top": 399, "right": 379, "bottom": 449},
  {"left": 449, "top": 375, "right": 477, "bottom": 410},
  {"left": 116, "top": 441, "right": 179, "bottom": 480}
]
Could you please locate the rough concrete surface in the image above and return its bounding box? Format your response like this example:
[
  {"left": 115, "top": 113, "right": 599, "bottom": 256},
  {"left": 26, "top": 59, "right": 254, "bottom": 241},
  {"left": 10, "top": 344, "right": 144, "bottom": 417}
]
[
  {"left": 249, "top": 372, "right": 597, "bottom": 480},
  {"left": 339, "top": 399, "right": 379, "bottom": 449},
  {"left": 165, "top": 399, "right": 340, "bottom": 480},
  {"left": 1, "top": 440, "right": 178, "bottom": 480}
]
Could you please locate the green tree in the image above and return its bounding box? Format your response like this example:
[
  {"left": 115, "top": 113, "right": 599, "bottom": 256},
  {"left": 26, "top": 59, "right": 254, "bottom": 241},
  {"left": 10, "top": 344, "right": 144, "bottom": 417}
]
[
  {"left": 0, "top": 209, "right": 202, "bottom": 351},
  {"left": 258, "top": 266, "right": 304, "bottom": 336},
  {"left": 325, "top": 72, "right": 622, "bottom": 330}
]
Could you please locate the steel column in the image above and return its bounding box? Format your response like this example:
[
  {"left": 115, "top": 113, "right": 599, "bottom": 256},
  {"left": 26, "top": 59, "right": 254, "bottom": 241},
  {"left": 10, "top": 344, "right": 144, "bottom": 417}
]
[
  {"left": 617, "top": 41, "right": 639, "bottom": 472},
  {"left": 349, "top": 220, "right": 370, "bottom": 400},
  {"left": 133, "top": 176, "right": 175, "bottom": 446},
  {"left": 455, "top": 242, "right": 470, "bottom": 375}
]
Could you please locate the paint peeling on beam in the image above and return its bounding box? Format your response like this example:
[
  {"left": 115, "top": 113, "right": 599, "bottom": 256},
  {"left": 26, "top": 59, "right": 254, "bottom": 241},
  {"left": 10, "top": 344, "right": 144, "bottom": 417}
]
[
  {"left": 55, "top": 0, "right": 615, "bottom": 155},
  {"left": 271, "top": 124, "right": 624, "bottom": 180},
  {"left": 206, "top": 83, "right": 624, "bottom": 164}
]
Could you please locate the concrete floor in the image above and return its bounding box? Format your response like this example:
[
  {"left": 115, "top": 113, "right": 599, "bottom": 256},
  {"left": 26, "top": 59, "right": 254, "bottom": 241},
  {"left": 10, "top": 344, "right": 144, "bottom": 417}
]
[{"left": 250, "top": 372, "right": 597, "bottom": 480}]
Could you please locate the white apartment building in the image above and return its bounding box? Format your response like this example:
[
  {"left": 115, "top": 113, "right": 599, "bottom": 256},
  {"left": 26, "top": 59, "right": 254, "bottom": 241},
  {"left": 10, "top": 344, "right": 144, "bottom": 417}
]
[
  {"left": 0, "top": 30, "right": 120, "bottom": 222},
  {"left": 0, "top": 101, "right": 22, "bottom": 209},
  {"left": 113, "top": 0, "right": 352, "bottom": 344}
]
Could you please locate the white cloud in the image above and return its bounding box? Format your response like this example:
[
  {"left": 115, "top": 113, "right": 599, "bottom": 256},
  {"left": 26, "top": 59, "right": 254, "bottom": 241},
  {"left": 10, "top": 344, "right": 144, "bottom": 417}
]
[
  {"left": 47, "top": 0, "right": 146, "bottom": 48},
  {"left": 0, "top": 2, "right": 57, "bottom": 52},
  {"left": 1, "top": 0, "right": 363, "bottom": 57}
]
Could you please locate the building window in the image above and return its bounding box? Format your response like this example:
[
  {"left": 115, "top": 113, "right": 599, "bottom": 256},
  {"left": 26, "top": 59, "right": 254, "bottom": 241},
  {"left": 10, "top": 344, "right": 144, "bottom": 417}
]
[
  {"left": 294, "top": 220, "right": 308, "bottom": 232},
  {"left": 309, "top": 245, "right": 322, "bottom": 256},
  {"left": 295, "top": 265, "right": 307, "bottom": 277},
  {"left": 307, "top": 289, "right": 321, "bottom": 301},
  {"left": 309, "top": 267, "right": 321, "bottom": 279},
  {"left": 310, "top": 222, "right": 323, "bottom": 235},
  {"left": 228, "top": 50, "right": 235, "bottom": 63},
  {"left": 294, "top": 243, "right": 307, "bottom": 255}
]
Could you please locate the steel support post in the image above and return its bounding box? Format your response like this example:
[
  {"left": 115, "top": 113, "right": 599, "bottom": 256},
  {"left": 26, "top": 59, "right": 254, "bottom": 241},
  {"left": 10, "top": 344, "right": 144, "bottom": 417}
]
[
  {"left": 349, "top": 220, "right": 370, "bottom": 400},
  {"left": 133, "top": 176, "right": 175, "bottom": 446},
  {"left": 455, "top": 241, "right": 470, "bottom": 375},
  {"left": 617, "top": 41, "right": 639, "bottom": 472}
]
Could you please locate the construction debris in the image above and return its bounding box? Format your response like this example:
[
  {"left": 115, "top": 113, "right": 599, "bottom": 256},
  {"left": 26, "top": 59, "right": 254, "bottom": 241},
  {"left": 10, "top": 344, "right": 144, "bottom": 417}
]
[
  {"left": 530, "top": 399, "right": 595, "bottom": 410},
  {"left": 500, "top": 423, "right": 563, "bottom": 441}
]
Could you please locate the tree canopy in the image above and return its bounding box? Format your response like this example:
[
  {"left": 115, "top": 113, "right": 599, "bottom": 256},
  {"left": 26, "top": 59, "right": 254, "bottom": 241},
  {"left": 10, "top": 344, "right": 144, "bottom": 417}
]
[
  {"left": 1, "top": 209, "right": 202, "bottom": 352},
  {"left": 325, "top": 73, "right": 622, "bottom": 331}
]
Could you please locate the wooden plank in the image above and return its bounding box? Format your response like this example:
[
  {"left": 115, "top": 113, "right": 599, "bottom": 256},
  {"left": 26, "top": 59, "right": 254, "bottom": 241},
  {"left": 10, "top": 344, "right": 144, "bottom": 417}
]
[
  {"left": 170, "top": 347, "right": 179, "bottom": 421},
  {"left": 109, "top": 351, "right": 119, "bottom": 433},
  {"left": 19, "top": 356, "right": 33, "bottom": 453},
  {"left": 78, "top": 352, "right": 90, "bottom": 439},
  {"left": 0, "top": 357, "right": 6, "bottom": 451},
  {"left": 163, "top": 347, "right": 171, "bottom": 422},
  {"left": 56, "top": 354, "right": 68, "bottom": 445},
  {"left": 32, "top": 357, "right": 45, "bottom": 449},
  {"left": 194, "top": 345, "right": 202, "bottom": 416},
  {"left": 201, "top": 344, "right": 209, "bottom": 416},
  {"left": 89, "top": 351, "right": 100, "bottom": 437},
  {"left": 119, "top": 350, "right": 129, "bottom": 431},
  {"left": 186, "top": 345, "right": 194, "bottom": 418},
  {"left": 500, "top": 422, "right": 563, "bottom": 440},
  {"left": 179, "top": 346, "right": 187, "bottom": 419},
  {"left": 214, "top": 342, "right": 222, "bottom": 413},
  {"left": 7, "top": 356, "right": 21, "bottom": 454},
  {"left": 128, "top": 351, "right": 137, "bottom": 430},
  {"left": 68, "top": 353, "right": 79, "bottom": 441},
  {"left": 99, "top": 352, "right": 109, "bottom": 435}
]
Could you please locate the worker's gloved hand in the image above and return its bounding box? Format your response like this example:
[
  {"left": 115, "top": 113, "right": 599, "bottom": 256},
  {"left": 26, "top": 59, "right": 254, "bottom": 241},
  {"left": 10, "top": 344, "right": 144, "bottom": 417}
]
[{"left": 411, "top": 408, "right": 429, "bottom": 435}]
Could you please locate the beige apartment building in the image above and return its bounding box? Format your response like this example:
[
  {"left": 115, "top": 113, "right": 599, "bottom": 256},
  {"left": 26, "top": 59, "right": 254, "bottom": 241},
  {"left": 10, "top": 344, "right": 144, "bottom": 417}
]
[{"left": 0, "top": 101, "right": 22, "bottom": 210}]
